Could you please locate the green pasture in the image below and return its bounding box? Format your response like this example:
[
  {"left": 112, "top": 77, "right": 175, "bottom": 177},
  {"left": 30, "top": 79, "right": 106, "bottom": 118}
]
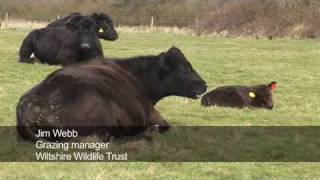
[{"left": 0, "top": 28, "right": 319, "bottom": 179}]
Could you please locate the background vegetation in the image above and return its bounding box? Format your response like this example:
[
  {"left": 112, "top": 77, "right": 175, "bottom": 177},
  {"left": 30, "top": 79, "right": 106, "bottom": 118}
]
[{"left": 1, "top": 0, "right": 320, "bottom": 38}]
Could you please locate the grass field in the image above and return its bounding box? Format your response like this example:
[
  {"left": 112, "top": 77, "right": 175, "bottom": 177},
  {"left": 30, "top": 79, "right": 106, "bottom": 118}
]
[{"left": 0, "top": 28, "right": 320, "bottom": 179}]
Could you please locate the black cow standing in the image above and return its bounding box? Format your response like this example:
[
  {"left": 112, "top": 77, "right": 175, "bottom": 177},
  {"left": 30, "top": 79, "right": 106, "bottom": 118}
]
[
  {"left": 48, "top": 12, "right": 118, "bottom": 41},
  {"left": 201, "top": 82, "right": 277, "bottom": 109},
  {"left": 19, "top": 16, "right": 103, "bottom": 65},
  {"left": 16, "top": 47, "right": 207, "bottom": 141}
]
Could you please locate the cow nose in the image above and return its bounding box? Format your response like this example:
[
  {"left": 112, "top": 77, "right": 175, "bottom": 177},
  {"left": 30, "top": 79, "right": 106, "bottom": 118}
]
[
  {"left": 197, "top": 82, "right": 207, "bottom": 94},
  {"left": 267, "top": 105, "right": 274, "bottom": 110},
  {"left": 203, "top": 84, "right": 208, "bottom": 92},
  {"left": 81, "top": 43, "right": 90, "bottom": 49},
  {"left": 110, "top": 33, "right": 119, "bottom": 40}
]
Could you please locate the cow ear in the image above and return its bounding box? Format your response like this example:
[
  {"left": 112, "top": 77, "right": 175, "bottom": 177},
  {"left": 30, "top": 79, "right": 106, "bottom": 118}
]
[
  {"left": 268, "top": 81, "right": 277, "bottom": 91},
  {"left": 92, "top": 13, "right": 108, "bottom": 21},
  {"left": 67, "top": 16, "right": 82, "bottom": 29},
  {"left": 160, "top": 47, "right": 182, "bottom": 70},
  {"left": 167, "top": 46, "right": 183, "bottom": 56},
  {"left": 92, "top": 13, "right": 100, "bottom": 20},
  {"left": 159, "top": 53, "right": 170, "bottom": 71}
]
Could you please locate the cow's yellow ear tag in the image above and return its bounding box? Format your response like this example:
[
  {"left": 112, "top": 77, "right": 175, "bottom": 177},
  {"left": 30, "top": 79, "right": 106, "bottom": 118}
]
[
  {"left": 99, "top": 28, "right": 104, "bottom": 33},
  {"left": 249, "top": 92, "right": 256, "bottom": 98}
]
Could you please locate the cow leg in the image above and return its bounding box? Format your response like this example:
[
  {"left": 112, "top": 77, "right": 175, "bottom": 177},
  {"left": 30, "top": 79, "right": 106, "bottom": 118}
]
[{"left": 148, "top": 109, "right": 170, "bottom": 133}]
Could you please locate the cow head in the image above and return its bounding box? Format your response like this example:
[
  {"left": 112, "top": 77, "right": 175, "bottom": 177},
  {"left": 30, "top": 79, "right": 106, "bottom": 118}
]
[
  {"left": 250, "top": 81, "right": 277, "bottom": 109},
  {"left": 92, "top": 13, "right": 118, "bottom": 41},
  {"left": 67, "top": 16, "right": 99, "bottom": 50},
  {"left": 158, "top": 47, "right": 207, "bottom": 99}
]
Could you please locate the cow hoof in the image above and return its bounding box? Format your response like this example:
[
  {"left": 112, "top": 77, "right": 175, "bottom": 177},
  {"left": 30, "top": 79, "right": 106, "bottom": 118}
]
[
  {"left": 143, "top": 135, "right": 153, "bottom": 142},
  {"left": 151, "top": 125, "right": 160, "bottom": 132},
  {"left": 158, "top": 125, "right": 170, "bottom": 133},
  {"left": 102, "top": 134, "right": 114, "bottom": 143},
  {"left": 151, "top": 124, "right": 170, "bottom": 133}
]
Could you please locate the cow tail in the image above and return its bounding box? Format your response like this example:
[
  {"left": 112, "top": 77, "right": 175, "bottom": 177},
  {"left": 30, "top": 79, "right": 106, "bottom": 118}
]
[
  {"left": 16, "top": 97, "right": 38, "bottom": 142},
  {"left": 19, "top": 32, "right": 35, "bottom": 63}
]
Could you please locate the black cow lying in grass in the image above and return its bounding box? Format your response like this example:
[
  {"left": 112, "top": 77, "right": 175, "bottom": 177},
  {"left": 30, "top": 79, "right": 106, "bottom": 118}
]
[
  {"left": 19, "top": 16, "right": 103, "bottom": 65},
  {"left": 16, "top": 47, "right": 207, "bottom": 141},
  {"left": 201, "top": 81, "right": 277, "bottom": 109},
  {"left": 48, "top": 12, "right": 118, "bottom": 41}
]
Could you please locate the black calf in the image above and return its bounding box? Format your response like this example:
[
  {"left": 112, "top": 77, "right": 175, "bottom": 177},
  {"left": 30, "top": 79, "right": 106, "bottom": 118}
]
[
  {"left": 48, "top": 12, "right": 118, "bottom": 41},
  {"left": 19, "top": 16, "right": 103, "bottom": 65},
  {"left": 201, "top": 82, "right": 277, "bottom": 109}
]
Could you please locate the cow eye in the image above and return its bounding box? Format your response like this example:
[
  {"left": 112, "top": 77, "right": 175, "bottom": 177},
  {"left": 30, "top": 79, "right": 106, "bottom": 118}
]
[
  {"left": 185, "top": 67, "right": 192, "bottom": 73},
  {"left": 101, "top": 23, "right": 108, "bottom": 29}
]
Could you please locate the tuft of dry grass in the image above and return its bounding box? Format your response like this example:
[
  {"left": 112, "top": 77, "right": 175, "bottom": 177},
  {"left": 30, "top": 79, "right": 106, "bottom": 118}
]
[
  {"left": 0, "top": 19, "right": 199, "bottom": 36},
  {"left": 198, "top": 0, "right": 320, "bottom": 39},
  {"left": 0, "top": 19, "right": 48, "bottom": 29}
]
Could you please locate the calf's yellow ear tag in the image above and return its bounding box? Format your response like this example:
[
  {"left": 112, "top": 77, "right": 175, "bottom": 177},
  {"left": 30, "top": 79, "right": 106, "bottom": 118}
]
[
  {"left": 249, "top": 92, "right": 256, "bottom": 98},
  {"left": 99, "top": 28, "right": 104, "bottom": 33}
]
